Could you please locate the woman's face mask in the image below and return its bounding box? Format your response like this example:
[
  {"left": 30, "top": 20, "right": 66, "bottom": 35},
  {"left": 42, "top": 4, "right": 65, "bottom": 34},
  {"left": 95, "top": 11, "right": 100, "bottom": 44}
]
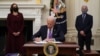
[
  {"left": 12, "top": 7, "right": 18, "bottom": 12},
  {"left": 12, "top": 5, "right": 18, "bottom": 12}
]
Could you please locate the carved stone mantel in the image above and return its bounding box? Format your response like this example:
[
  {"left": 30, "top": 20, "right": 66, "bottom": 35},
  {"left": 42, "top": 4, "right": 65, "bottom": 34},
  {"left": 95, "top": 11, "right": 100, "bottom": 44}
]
[{"left": 0, "top": 4, "right": 44, "bottom": 34}]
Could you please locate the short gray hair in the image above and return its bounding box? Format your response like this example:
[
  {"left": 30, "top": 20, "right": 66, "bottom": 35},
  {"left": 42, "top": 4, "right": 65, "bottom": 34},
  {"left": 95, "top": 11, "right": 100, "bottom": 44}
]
[{"left": 47, "top": 16, "right": 56, "bottom": 22}]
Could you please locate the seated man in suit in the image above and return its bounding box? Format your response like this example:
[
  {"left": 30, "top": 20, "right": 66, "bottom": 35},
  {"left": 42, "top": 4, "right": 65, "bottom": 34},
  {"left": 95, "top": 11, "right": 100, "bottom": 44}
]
[{"left": 33, "top": 16, "right": 65, "bottom": 42}]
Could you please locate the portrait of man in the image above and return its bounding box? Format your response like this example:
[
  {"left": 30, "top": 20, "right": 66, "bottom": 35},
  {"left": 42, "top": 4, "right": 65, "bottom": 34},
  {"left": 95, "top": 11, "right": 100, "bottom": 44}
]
[
  {"left": 44, "top": 43, "right": 58, "bottom": 56},
  {"left": 47, "top": 45, "right": 55, "bottom": 55}
]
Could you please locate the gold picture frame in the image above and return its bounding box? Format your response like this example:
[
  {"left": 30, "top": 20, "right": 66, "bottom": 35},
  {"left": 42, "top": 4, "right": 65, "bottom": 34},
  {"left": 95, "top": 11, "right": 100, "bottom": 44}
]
[{"left": 43, "top": 42, "right": 59, "bottom": 56}]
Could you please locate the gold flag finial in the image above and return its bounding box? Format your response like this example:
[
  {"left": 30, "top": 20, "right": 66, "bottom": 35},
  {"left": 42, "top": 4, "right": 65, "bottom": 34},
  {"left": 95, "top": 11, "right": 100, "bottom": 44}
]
[
  {"left": 36, "top": 0, "right": 41, "bottom": 4},
  {"left": 84, "top": 0, "right": 89, "bottom": 3}
]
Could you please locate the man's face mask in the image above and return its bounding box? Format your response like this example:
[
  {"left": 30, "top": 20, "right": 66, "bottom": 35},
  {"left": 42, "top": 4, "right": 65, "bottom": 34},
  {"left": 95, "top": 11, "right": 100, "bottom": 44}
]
[
  {"left": 81, "top": 7, "right": 88, "bottom": 14},
  {"left": 82, "top": 10, "right": 87, "bottom": 14}
]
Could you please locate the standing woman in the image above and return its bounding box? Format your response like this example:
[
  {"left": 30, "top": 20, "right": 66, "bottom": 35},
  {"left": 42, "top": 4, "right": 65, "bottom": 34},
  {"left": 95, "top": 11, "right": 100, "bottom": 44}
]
[{"left": 6, "top": 3, "right": 24, "bottom": 54}]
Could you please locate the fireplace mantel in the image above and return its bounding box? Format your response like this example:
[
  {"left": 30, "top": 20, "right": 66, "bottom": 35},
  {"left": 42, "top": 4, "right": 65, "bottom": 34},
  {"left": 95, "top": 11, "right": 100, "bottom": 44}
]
[{"left": 0, "top": 4, "right": 44, "bottom": 34}]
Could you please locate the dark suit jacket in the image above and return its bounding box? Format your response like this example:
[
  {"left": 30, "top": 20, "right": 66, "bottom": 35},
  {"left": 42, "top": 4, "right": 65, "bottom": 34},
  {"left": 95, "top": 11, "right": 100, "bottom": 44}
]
[
  {"left": 33, "top": 25, "right": 65, "bottom": 42},
  {"left": 75, "top": 13, "right": 93, "bottom": 36}
]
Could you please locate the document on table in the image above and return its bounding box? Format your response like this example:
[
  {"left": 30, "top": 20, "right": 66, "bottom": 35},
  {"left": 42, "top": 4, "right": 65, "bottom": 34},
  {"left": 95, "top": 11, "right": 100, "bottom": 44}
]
[{"left": 33, "top": 41, "right": 62, "bottom": 44}]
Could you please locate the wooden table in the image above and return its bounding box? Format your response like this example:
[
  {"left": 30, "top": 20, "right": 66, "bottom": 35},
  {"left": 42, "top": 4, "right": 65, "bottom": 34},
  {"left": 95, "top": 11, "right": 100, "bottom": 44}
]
[{"left": 23, "top": 41, "right": 79, "bottom": 56}]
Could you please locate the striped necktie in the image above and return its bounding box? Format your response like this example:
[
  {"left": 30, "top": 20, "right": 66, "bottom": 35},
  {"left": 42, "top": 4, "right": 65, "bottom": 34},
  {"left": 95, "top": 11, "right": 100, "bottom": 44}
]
[
  {"left": 82, "top": 14, "right": 86, "bottom": 23},
  {"left": 48, "top": 29, "right": 52, "bottom": 39}
]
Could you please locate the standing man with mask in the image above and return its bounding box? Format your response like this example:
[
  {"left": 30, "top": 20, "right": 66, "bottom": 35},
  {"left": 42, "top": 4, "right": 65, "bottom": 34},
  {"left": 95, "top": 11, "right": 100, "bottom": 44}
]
[{"left": 75, "top": 5, "right": 93, "bottom": 55}]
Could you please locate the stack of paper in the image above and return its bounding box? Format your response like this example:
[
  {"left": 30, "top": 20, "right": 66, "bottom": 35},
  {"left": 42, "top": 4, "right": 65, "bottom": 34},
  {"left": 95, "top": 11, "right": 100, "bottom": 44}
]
[{"left": 34, "top": 41, "right": 62, "bottom": 44}]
